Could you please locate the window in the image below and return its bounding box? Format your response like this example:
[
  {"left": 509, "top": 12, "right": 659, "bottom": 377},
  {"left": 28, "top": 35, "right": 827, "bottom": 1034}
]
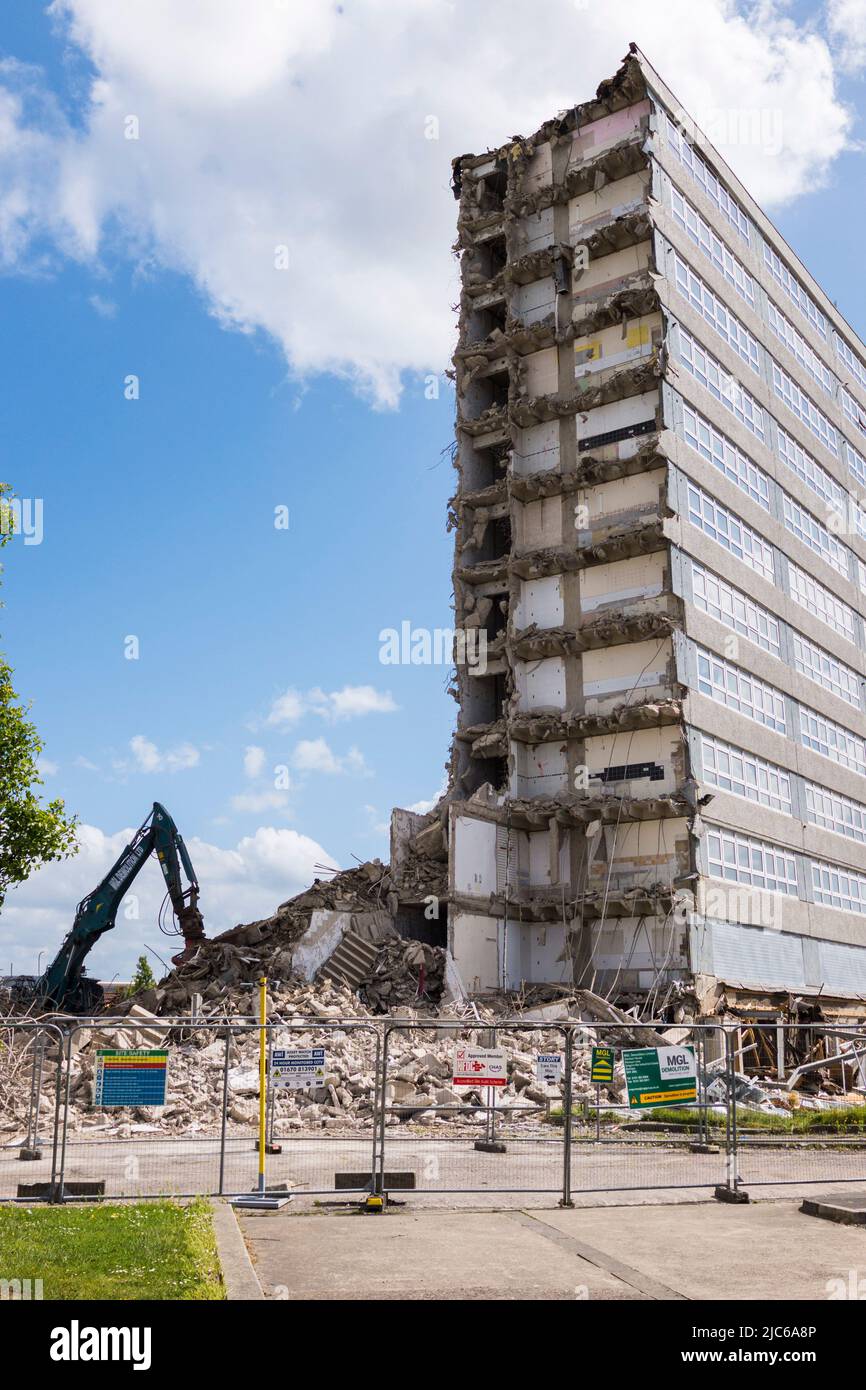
[
  {"left": 835, "top": 332, "right": 866, "bottom": 395},
  {"left": 782, "top": 494, "right": 849, "bottom": 577},
  {"left": 792, "top": 631, "right": 861, "bottom": 708},
  {"left": 695, "top": 645, "right": 786, "bottom": 732},
  {"left": 811, "top": 859, "right": 866, "bottom": 915},
  {"left": 687, "top": 484, "right": 774, "bottom": 581},
  {"left": 670, "top": 184, "right": 755, "bottom": 307},
  {"left": 679, "top": 327, "right": 765, "bottom": 441},
  {"left": 776, "top": 428, "right": 844, "bottom": 511},
  {"left": 691, "top": 562, "right": 781, "bottom": 655},
  {"left": 701, "top": 734, "right": 792, "bottom": 813},
  {"left": 707, "top": 826, "right": 798, "bottom": 894},
  {"left": 662, "top": 113, "right": 751, "bottom": 241},
  {"left": 771, "top": 361, "right": 838, "bottom": 457},
  {"left": 787, "top": 561, "right": 855, "bottom": 641},
  {"left": 767, "top": 300, "right": 835, "bottom": 396},
  {"left": 763, "top": 243, "right": 827, "bottom": 339},
  {"left": 673, "top": 254, "right": 760, "bottom": 373},
  {"left": 800, "top": 705, "right": 866, "bottom": 776},
  {"left": 805, "top": 782, "right": 866, "bottom": 845},
  {"left": 840, "top": 385, "right": 866, "bottom": 441},
  {"left": 682, "top": 403, "right": 769, "bottom": 507},
  {"left": 845, "top": 440, "right": 866, "bottom": 490}
]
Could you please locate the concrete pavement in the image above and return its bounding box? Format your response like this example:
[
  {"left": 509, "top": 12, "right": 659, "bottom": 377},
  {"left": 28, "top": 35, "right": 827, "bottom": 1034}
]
[{"left": 237, "top": 1199, "right": 866, "bottom": 1300}]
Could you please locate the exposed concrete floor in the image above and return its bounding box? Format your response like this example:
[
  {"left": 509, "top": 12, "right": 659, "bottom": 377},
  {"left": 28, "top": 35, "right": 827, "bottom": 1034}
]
[{"left": 238, "top": 1199, "right": 866, "bottom": 1301}]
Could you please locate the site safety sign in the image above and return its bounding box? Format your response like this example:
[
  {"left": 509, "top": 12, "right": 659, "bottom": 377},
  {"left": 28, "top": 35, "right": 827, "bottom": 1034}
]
[
  {"left": 452, "top": 1045, "right": 508, "bottom": 1087},
  {"left": 270, "top": 1047, "right": 327, "bottom": 1089},
  {"left": 590, "top": 1045, "right": 615, "bottom": 1085},
  {"left": 93, "top": 1050, "right": 168, "bottom": 1107},
  {"left": 622, "top": 1045, "right": 697, "bottom": 1108},
  {"left": 536, "top": 1053, "right": 562, "bottom": 1086}
]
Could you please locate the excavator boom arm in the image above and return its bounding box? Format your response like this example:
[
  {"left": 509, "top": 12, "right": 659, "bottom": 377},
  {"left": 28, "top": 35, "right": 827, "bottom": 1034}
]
[{"left": 35, "top": 802, "right": 205, "bottom": 1011}]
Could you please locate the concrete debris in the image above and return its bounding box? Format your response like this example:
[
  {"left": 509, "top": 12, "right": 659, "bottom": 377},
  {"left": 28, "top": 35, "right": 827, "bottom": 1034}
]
[{"left": 359, "top": 940, "right": 446, "bottom": 1012}]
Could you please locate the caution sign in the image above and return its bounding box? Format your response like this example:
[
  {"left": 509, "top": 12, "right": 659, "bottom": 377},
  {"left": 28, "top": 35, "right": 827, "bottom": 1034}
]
[
  {"left": 93, "top": 1050, "right": 168, "bottom": 1107},
  {"left": 271, "top": 1047, "right": 327, "bottom": 1089},
  {"left": 622, "top": 1045, "right": 697, "bottom": 1109},
  {"left": 590, "top": 1045, "right": 614, "bottom": 1085},
  {"left": 452, "top": 1045, "right": 507, "bottom": 1088}
]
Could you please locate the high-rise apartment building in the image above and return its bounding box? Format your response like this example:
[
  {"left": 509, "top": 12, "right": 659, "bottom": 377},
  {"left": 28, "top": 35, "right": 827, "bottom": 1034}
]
[{"left": 441, "top": 44, "right": 866, "bottom": 1022}]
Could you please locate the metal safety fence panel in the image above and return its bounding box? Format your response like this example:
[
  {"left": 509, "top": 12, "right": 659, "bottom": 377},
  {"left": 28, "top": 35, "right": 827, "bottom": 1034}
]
[
  {"left": 378, "top": 1020, "right": 570, "bottom": 1197},
  {"left": 566, "top": 1023, "right": 731, "bottom": 1199},
  {"left": 261, "top": 1018, "right": 381, "bottom": 1197},
  {"left": 54, "top": 1018, "right": 238, "bottom": 1201},
  {"left": 731, "top": 1022, "right": 866, "bottom": 1192},
  {"left": 0, "top": 1020, "right": 65, "bottom": 1201}
]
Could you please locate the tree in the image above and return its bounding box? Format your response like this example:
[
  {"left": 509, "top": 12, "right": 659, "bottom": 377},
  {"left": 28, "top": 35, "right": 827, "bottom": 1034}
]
[
  {"left": 123, "top": 954, "right": 157, "bottom": 998},
  {"left": 0, "top": 482, "right": 77, "bottom": 909}
]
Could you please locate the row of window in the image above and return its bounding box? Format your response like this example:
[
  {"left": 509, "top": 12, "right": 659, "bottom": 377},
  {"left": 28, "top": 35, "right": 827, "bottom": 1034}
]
[
  {"left": 678, "top": 326, "right": 765, "bottom": 442},
  {"left": 695, "top": 644, "right": 787, "bottom": 732},
  {"left": 805, "top": 781, "right": 866, "bottom": 846},
  {"left": 669, "top": 193, "right": 866, "bottom": 467},
  {"left": 689, "top": 551, "right": 862, "bottom": 709},
  {"left": 706, "top": 826, "right": 798, "bottom": 894},
  {"left": 762, "top": 243, "right": 827, "bottom": 341},
  {"left": 675, "top": 326, "right": 863, "bottom": 584},
  {"left": 701, "top": 733, "right": 792, "bottom": 813},
  {"left": 767, "top": 299, "right": 834, "bottom": 395},
  {"left": 787, "top": 561, "right": 856, "bottom": 642},
  {"left": 661, "top": 111, "right": 751, "bottom": 242},
  {"left": 693, "top": 634, "right": 866, "bottom": 775},
  {"left": 686, "top": 481, "right": 774, "bottom": 581},
  {"left": 770, "top": 361, "right": 838, "bottom": 458},
  {"left": 661, "top": 109, "right": 866, "bottom": 423},
  {"left": 701, "top": 730, "right": 866, "bottom": 853},
  {"left": 674, "top": 254, "right": 760, "bottom": 373},
  {"left": 682, "top": 402, "right": 769, "bottom": 507},
  {"left": 670, "top": 184, "right": 755, "bottom": 309},
  {"left": 706, "top": 824, "right": 866, "bottom": 918}
]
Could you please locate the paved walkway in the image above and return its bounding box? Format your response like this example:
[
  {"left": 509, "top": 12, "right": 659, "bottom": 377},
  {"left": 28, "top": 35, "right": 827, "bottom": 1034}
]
[{"left": 237, "top": 1197, "right": 866, "bottom": 1300}]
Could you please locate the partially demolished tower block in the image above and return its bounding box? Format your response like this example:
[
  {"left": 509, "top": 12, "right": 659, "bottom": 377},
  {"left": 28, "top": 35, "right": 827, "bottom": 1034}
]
[{"left": 446, "top": 43, "right": 866, "bottom": 1019}]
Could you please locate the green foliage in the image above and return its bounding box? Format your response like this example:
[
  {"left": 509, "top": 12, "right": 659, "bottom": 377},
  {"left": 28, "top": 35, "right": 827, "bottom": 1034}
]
[
  {"left": 123, "top": 953, "right": 157, "bottom": 998},
  {"left": 0, "top": 480, "right": 78, "bottom": 908}
]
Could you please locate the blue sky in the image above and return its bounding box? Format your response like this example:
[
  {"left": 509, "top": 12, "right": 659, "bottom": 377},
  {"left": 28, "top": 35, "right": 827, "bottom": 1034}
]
[{"left": 2, "top": 0, "right": 866, "bottom": 977}]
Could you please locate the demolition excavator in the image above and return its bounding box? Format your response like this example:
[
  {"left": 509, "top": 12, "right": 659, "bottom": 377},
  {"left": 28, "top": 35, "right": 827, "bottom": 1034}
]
[{"left": 29, "top": 802, "right": 206, "bottom": 1013}]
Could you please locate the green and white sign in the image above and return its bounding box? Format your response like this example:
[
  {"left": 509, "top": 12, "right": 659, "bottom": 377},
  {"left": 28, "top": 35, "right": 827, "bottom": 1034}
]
[
  {"left": 590, "top": 1046, "right": 614, "bottom": 1085},
  {"left": 622, "top": 1045, "right": 697, "bottom": 1109}
]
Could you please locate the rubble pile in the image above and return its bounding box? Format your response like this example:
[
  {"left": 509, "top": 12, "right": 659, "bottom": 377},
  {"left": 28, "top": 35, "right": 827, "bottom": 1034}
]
[
  {"left": 141, "top": 860, "right": 398, "bottom": 1017},
  {"left": 359, "top": 940, "right": 446, "bottom": 1012}
]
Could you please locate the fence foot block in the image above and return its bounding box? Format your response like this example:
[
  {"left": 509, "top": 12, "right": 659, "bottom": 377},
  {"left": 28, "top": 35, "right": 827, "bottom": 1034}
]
[
  {"left": 474, "top": 1140, "right": 507, "bottom": 1154},
  {"left": 17, "top": 1147, "right": 42, "bottom": 1161},
  {"left": 690, "top": 1142, "right": 720, "bottom": 1154},
  {"left": 714, "top": 1184, "right": 749, "bottom": 1203}
]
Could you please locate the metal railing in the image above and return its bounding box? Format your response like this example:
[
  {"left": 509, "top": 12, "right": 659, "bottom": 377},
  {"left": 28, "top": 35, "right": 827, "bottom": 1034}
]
[{"left": 2, "top": 1014, "right": 865, "bottom": 1204}]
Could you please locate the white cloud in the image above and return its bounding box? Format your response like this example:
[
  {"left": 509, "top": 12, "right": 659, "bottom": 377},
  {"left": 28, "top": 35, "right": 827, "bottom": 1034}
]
[
  {"left": 126, "top": 734, "right": 200, "bottom": 774},
  {"left": 37, "top": 757, "right": 59, "bottom": 776},
  {"left": 265, "top": 684, "right": 397, "bottom": 727},
  {"left": 827, "top": 0, "right": 866, "bottom": 74},
  {"left": 88, "top": 291, "right": 116, "bottom": 317},
  {"left": 243, "top": 744, "right": 266, "bottom": 779},
  {"left": 291, "top": 737, "right": 369, "bottom": 776},
  {"left": 0, "top": 2, "right": 856, "bottom": 405},
  {"left": 407, "top": 782, "right": 447, "bottom": 815},
  {"left": 1, "top": 820, "right": 339, "bottom": 978}
]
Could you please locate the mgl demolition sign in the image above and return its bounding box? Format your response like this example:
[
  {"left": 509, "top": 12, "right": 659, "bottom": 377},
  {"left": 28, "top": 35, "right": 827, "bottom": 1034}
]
[{"left": 621, "top": 1045, "right": 697, "bottom": 1109}]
